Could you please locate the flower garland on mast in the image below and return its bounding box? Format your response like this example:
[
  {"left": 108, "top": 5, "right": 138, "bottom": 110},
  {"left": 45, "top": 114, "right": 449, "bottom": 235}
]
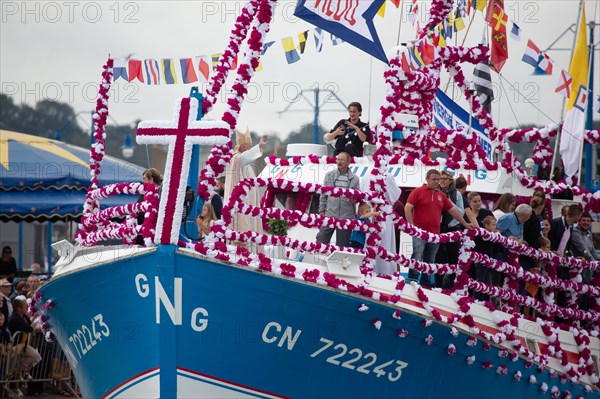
[
  {"left": 75, "top": 58, "right": 113, "bottom": 244},
  {"left": 202, "top": 0, "right": 262, "bottom": 115},
  {"left": 197, "top": 0, "right": 276, "bottom": 201}
]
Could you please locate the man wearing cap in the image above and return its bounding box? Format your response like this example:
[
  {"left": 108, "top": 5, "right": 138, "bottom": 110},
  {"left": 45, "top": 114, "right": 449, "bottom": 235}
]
[
  {"left": 223, "top": 129, "right": 268, "bottom": 240},
  {"left": 0, "top": 279, "right": 13, "bottom": 320}
]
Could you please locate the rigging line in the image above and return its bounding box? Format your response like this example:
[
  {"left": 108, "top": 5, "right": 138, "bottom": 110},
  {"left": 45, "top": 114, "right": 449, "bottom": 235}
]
[
  {"left": 395, "top": 0, "right": 405, "bottom": 48},
  {"left": 497, "top": 72, "right": 585, "bottom": 145},
  {"left": 497, "top": 76, "right": 521, "bottom": 128},
  {"left": 496, "top": 73, "right": 559, "bottom": 127}
]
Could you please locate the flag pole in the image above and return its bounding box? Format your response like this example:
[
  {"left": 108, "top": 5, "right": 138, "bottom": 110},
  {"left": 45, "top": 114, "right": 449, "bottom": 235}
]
[
  {"left": 550, "top": 0, "right": 583, "bottom": 178},
  {"left": 578, "top": 18, "right": 594, "bottom": 187},
  {"left": 396, "top": 0, "right": 405, "bottom": 49}
]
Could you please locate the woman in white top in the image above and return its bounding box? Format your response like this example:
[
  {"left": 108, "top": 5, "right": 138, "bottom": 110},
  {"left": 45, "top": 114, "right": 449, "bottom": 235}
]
[{"left": 492, "top": 193, "right": 516, "bottom": 220}]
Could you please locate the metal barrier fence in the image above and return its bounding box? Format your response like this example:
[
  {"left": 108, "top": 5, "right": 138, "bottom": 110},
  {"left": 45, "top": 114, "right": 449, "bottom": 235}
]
[{"left": 1, "top": 332, "right": 79, "bottom": 398}]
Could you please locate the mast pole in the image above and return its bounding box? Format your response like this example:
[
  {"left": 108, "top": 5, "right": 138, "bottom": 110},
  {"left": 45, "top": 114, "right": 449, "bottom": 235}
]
[{"left": 583, "top": 21, "right": 596, "bottom": 190}]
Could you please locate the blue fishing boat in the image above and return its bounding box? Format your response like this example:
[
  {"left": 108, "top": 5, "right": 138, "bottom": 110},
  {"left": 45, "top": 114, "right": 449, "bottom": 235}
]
[{"left": 31, "top": 0, "right": 600, "bottom": 398}]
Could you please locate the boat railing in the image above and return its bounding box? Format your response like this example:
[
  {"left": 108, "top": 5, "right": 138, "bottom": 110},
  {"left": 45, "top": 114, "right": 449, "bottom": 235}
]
[
  {"left": 75, "top": 182, "right": 159, "bottom": 247},
  {"left": 397, "top": 216, "right": 600, "bottom": 322}
]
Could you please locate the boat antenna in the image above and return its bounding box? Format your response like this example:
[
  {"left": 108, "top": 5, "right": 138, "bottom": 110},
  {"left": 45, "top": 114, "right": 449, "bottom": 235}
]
[
  {"left": 367, "top": 58, "right": 373, "bottom": 123},
  {"left": 497, "top": 76, "right": 521, "bottom": 127},
  {"left": 395, "top": 2, "right": 405, "bottom": 48}
]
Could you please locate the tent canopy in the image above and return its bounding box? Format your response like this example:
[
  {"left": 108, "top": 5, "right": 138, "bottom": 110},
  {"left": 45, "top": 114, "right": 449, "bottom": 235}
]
[
  {"left": 0, "top": 130, "right": 145, "bottom": 222},
  {"left": 1, "top": 130, "right": 144, "bottom": 191}
]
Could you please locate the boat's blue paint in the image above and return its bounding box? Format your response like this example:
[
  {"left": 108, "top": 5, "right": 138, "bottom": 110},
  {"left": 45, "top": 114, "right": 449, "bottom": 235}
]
[{"left": 39, "top": 246, "right": 599, "bottom": 398}]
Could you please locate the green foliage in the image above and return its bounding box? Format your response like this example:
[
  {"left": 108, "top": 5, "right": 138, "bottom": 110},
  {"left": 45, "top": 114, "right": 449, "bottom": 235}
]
[{"left": 267, "top": 219, "right": 289, "bottom": 236}]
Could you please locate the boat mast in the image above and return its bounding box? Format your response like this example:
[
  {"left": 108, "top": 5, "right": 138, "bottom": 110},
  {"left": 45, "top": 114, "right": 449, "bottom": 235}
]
[{"left": 583, "top": 17, "right": 598, "bottom": 190}]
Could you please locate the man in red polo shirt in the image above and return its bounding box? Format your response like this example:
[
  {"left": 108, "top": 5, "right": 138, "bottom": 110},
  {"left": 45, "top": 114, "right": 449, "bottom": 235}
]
[{"left": 405, "top": 169, "right": 473, "bottom": 286}]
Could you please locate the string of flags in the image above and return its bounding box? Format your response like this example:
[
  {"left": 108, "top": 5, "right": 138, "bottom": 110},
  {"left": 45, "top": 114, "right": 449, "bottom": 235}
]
[
  {"left": 394, "top": 0, "right": 598, "bottom": 114},
  {"left": 112, "top": 0, "right": 416, "bottom": 85},
  {"left": 111, "top": 0, "right": 598, "bottom": 114},
  {"left": 111, "top": 26, "right": 346, "bottom": 85}
]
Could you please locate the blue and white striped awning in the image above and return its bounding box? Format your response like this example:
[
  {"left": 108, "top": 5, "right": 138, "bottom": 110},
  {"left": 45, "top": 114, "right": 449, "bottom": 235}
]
[{"left": 0, "top": 130, "right": 144, "bottom": 221}]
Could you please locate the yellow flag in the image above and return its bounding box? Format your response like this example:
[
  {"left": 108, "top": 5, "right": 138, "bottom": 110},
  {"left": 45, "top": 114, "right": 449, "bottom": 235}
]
[
  {"left": 377, "top": 1, "right": 386, "bottom": 18},
  {"left": 567, "top": 6, "right": 588, "bottom": 111},
  {"left": 454, "top": 15, "right": 466, "bottom": 31},
  {"left": 437, "top": 24, "right": 445, "bottom": 48},
  {"left": 476, "top": 0, "right": 487, "bottom": 11},
  {"left": 560, "top": 2, "right": 589, "bottom": 178}
]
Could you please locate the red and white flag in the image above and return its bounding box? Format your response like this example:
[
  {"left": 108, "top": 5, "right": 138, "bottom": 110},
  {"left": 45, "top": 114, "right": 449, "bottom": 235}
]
[
  {"left": 555, "top": 70, "right": 573, "bottom": 99},
  {"left": 194, "top": 56, "right": 211, "bottom": 82},
  {"left": 537, "top": 53, "right": 554, "bottom": 75}
]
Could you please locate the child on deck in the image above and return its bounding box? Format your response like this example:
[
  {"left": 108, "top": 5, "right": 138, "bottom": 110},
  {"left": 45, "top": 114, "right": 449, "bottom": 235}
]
[
  {"left": 524, "top": 236, "right": 551, "bottom": 317},
  {"left": 349, "top": 203, "right": 380, "bottom": 249},
  {"left": 473, "top": 215, "right": 498, "bottom": 301},
  {"left": 196, "top": 203, "right": 217, "bottom": 241}
]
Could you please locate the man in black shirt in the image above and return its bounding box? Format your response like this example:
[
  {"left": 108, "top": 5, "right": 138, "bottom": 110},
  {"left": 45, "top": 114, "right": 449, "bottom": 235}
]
[
  {"left": 324, "top": 102, "right": 370, "bottom": 157},
  {"left": 0, "top": 246, "right": 17, "bottom": 282}
]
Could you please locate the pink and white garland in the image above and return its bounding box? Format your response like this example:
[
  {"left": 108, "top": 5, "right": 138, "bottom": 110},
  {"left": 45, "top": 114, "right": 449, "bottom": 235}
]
[
  {"left": 197, "top": 0, "right": 276, "bottom": 201},
  {"left": 266, "top": 154, "right": 338, "bottom": 166},
  {"left": 83, "top": 58, "right": 113, "bottom": 216},
  {"left": 182, "top": 228, "right": 599, "bottom": 390},
  {"left": 28, "top": 292, "right": 56, "bottom": 342},
  {"left": 76, "top": 182, "right": 158, "bottom": 247},
  {"left": 202, "top": 0, "right": 262, "bottom": 114},
  {"left": 72, "top": 58, "right": 163, "bottom": 246},
  {"left": 418, "top": 0, "right": 454, "bottom": 40}
]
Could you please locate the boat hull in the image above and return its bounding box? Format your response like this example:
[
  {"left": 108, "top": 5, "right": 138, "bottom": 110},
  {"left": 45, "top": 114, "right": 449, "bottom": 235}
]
[{"left": 39, "top": 246, "right": 598, "bottom": 398}]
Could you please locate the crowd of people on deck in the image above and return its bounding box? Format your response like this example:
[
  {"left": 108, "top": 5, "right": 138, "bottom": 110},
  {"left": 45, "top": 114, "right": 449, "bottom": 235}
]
[
  {"left": 132, "top": 100, "right": 597, "bottom": 317},
  {"left": 315, "top": 159, "right": 597, "bottom": 315}
]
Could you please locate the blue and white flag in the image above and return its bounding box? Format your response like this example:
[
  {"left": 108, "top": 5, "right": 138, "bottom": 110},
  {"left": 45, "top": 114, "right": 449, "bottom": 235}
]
[
  {"left": 330, "top": 33, "right": 344, "bottom": 45},
  {"left": 295, "top": 0, "right": 388, "bottom": 64},
  {"left": 261, "top": 41, "right": 275, "bottom": 55},
  {"left": 509, "top": 22, "right": 521, "bottom": 41},
  {"left": 433, "top": 89, "right": 494, "bottom": 160},
  {"left": 313, "top": 28, "right": 324, "bottom": 52},
  {"left": 113, "top": 58, "right": 129, "bottom": 82}
]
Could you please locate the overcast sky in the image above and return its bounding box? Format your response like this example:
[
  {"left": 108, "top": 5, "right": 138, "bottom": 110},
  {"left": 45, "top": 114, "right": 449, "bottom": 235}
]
[{"left": 1, "top": 0, "right": 599, "bottom": 141}]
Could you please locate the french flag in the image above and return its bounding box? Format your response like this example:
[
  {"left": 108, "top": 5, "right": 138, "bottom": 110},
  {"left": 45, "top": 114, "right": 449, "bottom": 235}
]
[
  {"left": 536, "top": 53, "right": 554, "bottom": 75},
  {"left": 521, "top": 39, "right": 540, "bottom": 68}
]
